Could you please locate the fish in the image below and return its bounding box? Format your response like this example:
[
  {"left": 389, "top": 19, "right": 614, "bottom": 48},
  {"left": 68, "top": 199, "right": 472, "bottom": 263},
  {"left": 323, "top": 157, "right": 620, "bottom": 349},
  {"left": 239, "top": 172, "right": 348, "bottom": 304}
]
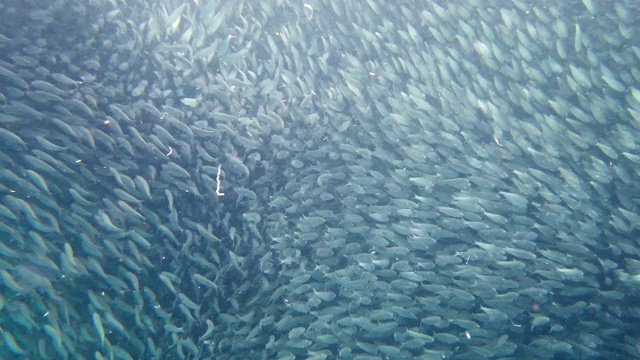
[{"left": 0, "top": 0, "right": 636, "bottom": 359}]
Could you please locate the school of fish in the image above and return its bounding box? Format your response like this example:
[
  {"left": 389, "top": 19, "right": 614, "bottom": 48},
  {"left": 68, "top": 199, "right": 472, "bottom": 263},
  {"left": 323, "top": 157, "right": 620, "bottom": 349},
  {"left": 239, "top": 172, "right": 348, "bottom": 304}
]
[{"left": 0, "top": 0, "right": 639, "bottom": 359}]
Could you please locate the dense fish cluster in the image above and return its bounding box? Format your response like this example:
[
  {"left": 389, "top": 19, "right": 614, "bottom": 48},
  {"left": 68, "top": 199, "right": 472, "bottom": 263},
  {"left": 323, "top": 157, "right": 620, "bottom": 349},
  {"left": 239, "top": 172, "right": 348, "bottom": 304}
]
[{"left": 0, "top": 0, "right": 640, "bottom": 358}]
